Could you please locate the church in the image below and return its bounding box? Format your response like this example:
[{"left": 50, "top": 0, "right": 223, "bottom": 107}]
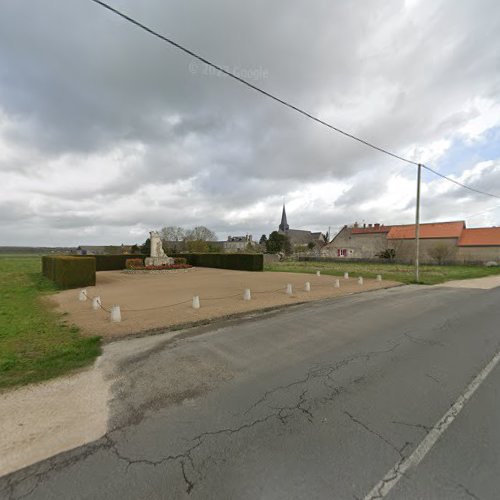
[{"left": 277, "top": 204, "right": 326, "bottom": 247}]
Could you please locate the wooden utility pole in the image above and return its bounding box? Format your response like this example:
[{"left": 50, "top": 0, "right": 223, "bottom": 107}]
[{"left": 415, "top": 163, "right": 422, "bottom": 282}]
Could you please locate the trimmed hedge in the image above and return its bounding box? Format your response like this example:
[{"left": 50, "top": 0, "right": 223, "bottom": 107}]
[
  {"left": 76, "top": 254, "right": 147, "bottom": 271},
  {"left": 42, "top": 256, "right": 96, "bottom": 289},
  {"left": 172, "top": 253, "right": 263, "bottom": 271}
]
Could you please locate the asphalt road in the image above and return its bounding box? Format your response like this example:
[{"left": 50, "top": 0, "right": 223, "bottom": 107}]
[{"left": 2, "top": 283, "right": 499, "bottom": 499}]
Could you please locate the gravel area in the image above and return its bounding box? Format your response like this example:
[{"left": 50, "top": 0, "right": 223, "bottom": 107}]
[
  {"left": 49, "top": 268, "right": 400, "bottom": 340},
  {"left": 440, "top": 275, "right": 500, "bottom": 289},
  {"left": 0, "top": 361, "right": 109, "bottom": 477}
]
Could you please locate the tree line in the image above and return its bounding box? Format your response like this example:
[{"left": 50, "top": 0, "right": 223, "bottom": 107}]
[{"left": 139, "top": 226, "right": 320, "bottom": 255}]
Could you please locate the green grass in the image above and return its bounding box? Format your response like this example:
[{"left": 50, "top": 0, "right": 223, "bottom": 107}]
[
  {"left": 265, "top": 259, "right": 500, "bottom": 285},
  {"left": 0, "top": 255, "right": 101, "bottom": 389}
]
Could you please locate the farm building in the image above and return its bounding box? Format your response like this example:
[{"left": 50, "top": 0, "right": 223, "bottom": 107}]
[{"left": 321, "top": 221, "right": 500, "bottom": 264}]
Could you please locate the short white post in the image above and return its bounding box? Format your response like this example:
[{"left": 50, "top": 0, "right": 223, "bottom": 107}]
[
  {"left": 358, "top": 276, "right": 364, "bottom": 285},
  {"left": 344, "top": 272, "right": 349, "bottom": 279},
  {"left": 304, "top": 282, "right": 311, "bottom": 292},
  {"left": 110, "top": 305, "right": 121, "bottom": 323},
  {"left": 376, "top": 274, "right": 382, "bottom": 281},
  {"left": 78, "top": 289, "right": 87, "bottom": 302},
  {"left": 334, "top": 279, "right": 340, "bottom": 288},
  {"left": 192, "top": 295, "right": 200, "bottom": 309},
  {"left": 286, "top": 283, "right": 293, "bottom": 295},
  {"left": 316, "top": 270, "right": 321, "bottom": 277},
  {"left": 243, "top": 288, "right": 251, "bottom": 301},
  {"left": 92, "top": 296, "right": 101, "bottom": 311}
]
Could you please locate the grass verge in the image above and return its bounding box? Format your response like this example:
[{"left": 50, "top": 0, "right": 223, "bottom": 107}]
[
  {"left": 0, "top": 255, "right": 101, "bottom": 390},
  {"left": 265, "top": 260, "right": 500, "bottom": 285}
]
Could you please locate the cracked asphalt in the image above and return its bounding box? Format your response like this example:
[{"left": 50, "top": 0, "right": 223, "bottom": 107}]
[{"left": 1, "top": 283, "right": 499, "bottom": 499}]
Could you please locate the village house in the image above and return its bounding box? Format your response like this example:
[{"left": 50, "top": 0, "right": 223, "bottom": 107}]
[
  {"left": 321, "top": 221, "right": 500, "bottom": 264},
  {"left": 223, "top": 235, "right": 257, "bottom": 253}
]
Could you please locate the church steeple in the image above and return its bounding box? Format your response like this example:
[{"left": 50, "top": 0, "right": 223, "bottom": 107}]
[{"left": 279, "top": 204, "right": 289, "bottom": 232}]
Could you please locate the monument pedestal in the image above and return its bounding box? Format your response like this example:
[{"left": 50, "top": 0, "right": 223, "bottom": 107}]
[{"left": 145, "top": 257, "right": 174, "bottom": 267}]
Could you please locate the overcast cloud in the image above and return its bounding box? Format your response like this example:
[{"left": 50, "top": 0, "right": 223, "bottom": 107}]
[{"left": 1, "top": 0, "right": 500, "bottom": 246}]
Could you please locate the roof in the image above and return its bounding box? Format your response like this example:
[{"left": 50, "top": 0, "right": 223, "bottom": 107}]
[
  {"left": 280, "top": 229, "right": 316, "bottom": 244},
  {"left": 279, "top": 204, "right": 289, "bottom": 231},
  {"left": 351, "top": 226, "right": 391, "bottom": 234},
  {"left": 387, "top": 221, "right": 465, "bottom": 240},
  {"left": 458, "top": 227, "right": 500, "bottom": 247}
]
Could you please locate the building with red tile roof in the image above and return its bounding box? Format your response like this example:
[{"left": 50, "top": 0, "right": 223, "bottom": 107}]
[
  {"left": 321, "top": 220, "right": 500, "bottom": 264},
  {"left": 387, "top": 221, "right": 465, "bottom": 240},
  {"left": 458, "top": 227, "right": 500, "bottom": 247}
]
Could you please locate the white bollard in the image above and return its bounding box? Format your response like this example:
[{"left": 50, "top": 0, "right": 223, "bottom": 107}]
[
  {"left": 304, "top": 282, "right": 311, "bottom": 292},
  {"left": 192, "top": 295, "right": 200, "bottom": 309},
  {"left": 344, "top": 272, "right": 349, "bottom": 280},
  {"left": 78, "top": 289, "right": 87, "bottom": 302},
  {"left": 334, "top": 279, "right": 340, "bottom": 288},
  {"left": 316, "top": 270, "right": 321, "bottom": 277},
  {"left": 376, "top": 274, "right": 382, "bottom": 281},
  {"left": 286, "top": 283, "right": 293, "bottom": 295},
  {"left": 92, "top": 296, "right": 101, "bottom": 311},
  {"left": 243, "top": 288, "right": 251, "bottom": 301},
  {"left": 358, "top": 276, "right": 364, "bottom": 285},
  {"left": 110, "top": 305, "right": 121, "bottom": 323}
]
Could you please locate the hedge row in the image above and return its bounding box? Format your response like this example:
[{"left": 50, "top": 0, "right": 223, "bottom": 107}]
[
  {"left": 172, "top": 253, "right": 263, "bottom": 272},
  {"left": 42, "top": 256, "right": 96, "bottom": 289},
  {"left": 76, "top": 254, "right": 147, "bottom": 271}
]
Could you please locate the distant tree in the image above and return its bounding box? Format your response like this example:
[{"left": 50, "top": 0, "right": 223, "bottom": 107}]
[
  {"left": 259, "top": 234, "right": 268, "bottom": 245},
  {"left": 266, "top": 231, "right": 291, "bottom": 254},
  {"left": 185, "top": 226, "right": 217, "bottom": 241},
  {"left": 428, "top": 242, "right": 456, "bottom": 265},
  {"left": 160, "top": 226, "right": 186, "bottom": 242},
  {"left": 130, "top": 244, "right": 140, "bottom": 254},
  {"left": 266, "top": 231, "right": 283, "bottom": 253},
  {"left": 307, "top": 241, "right": 316, "bottom": 250},
  {"left": 140, "top": 238, "right": 151, "bottom": 255},
  {"left": 186, "top": 240, "right": 209, "bottom": 253},
  {"left": 245, "top": 242, "right": 260, "bottom": 253},
  {"left": 207, "top": 242, "right": 223, "bottom": 253}
]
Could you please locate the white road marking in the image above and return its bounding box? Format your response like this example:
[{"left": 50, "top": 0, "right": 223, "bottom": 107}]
[{"left": 363, "top": 348, "right": 500, "bottom": 500}]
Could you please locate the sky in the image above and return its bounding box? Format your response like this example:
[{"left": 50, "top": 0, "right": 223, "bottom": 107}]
[{"left": 1, "top": 0, "right": 500, "bottom": 246}]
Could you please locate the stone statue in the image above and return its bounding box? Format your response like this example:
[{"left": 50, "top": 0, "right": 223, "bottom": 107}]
[{"left": 145, "top": 230, "right": 174, "bottom": 267}]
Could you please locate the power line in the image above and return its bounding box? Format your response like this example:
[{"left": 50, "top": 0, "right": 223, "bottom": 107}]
[
  {"left": 89, "top": 0, "right": 500, "bottom": 200},
  {"left": 422, "top": 164, "right": 500, "bottom": 199},
  {"left": 88, "top": 0, "right": 416, "bottom": 166},
  {"left": 464, "top": 204, "right": 500, "bottom": 219}
]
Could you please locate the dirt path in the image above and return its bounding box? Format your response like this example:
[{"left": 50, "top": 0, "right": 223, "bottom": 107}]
[
  {"left": 50, "top": 268, "right": 400, "bottom": 340},
  {"left": 0, "top": 359, "right": 110, "bottom": 477},
  {"left": 440, "top": 275, "right": 500, "bottom": 289}
]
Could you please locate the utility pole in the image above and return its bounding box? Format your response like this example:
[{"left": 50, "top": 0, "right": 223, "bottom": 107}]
[{"left": 415, "top": 163, "right": 422, "bottom": 283}]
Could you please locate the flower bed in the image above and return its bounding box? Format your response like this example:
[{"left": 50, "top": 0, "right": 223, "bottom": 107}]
[{"left": 144, "top": 264, "right": 192, "bottom": 270}]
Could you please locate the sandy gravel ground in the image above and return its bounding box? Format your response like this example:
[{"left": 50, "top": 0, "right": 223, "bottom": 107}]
[
  {"left": 50, "top": 268, "right": 400, "bottom": 340},
  {"left": 0, "top": 359, "right": 110, "bottom": 477},
  {"left": 440, "top": 274, "right": 500, "bottom": 289}
]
